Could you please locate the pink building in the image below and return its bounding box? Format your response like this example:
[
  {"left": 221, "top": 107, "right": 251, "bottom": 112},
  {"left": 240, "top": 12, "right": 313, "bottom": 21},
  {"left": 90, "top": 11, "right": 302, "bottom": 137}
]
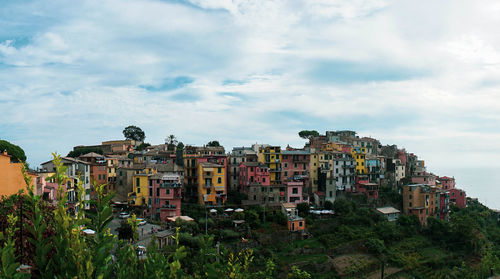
[
  {"left": 149, "top": 173, "right": 182, "bottom": 222},
  {"left": 448, "top": 188, "right": 466, "bottom": 208},
  {"left": 411, "top": 172, "right": 436, "bottom": 186},
  {"left": 238, "top": 162, "right": 270, "bottom": 193},
  {"left": 439, "top": 176, "right": 455, "bottom": 190},
  {"left": 281, "top": 150, "right": 310, "bottom": 184},
  {"left": 286, "top": 181, "right": 308, "bottom": 204}
]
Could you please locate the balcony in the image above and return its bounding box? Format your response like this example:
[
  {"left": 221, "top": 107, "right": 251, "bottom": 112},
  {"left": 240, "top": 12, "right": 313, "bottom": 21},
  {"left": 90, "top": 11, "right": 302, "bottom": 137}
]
[
  {"left": 203, "top": 183, "right": 213, "bottom": 188},
  {"left": 160, "top": 182, "right": 182, "bottom": 188},
  {"left": 203, "top": 173, "right": 213, "bottom": 179},
  {"left": 161, "top": 204, "right": 177, "bottom": 209},
  {"left": 270, "top": 168, "right": 282, "bottom": 172}
]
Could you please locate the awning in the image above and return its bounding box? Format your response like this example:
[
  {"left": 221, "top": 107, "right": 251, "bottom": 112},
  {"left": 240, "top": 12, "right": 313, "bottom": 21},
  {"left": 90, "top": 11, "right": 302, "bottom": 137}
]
[
  {"left": 225, "top": 208, "right": 234, "bottom": 212},
  {"left": 235, "top": 208, "right": 244, "bottom": 212}
]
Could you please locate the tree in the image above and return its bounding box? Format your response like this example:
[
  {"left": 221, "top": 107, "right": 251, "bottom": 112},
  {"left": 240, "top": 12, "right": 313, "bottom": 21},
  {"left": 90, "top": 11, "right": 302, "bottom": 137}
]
[
  {"left": 123, "top": 125, "right": 145, "bottom": 142},
  {"left": 176, "top": 142, "right": 185, "bottom": 166},
  {"left": 333, "top": 198, "right": 355, "bottom": 215},
  {"left": 324, "top": 200, "right": 333, "bottom": 210},
  {"left": 165, "top": 135, "right": 178, "bottom": 151},
  {"left": 0, "top": 140, "right": 26, "bottom": 162},
  {"left": 67, "top": 146, "right": 103, "bottom": 158},
  {"left": 297, "top": 203, "right": 310, "bottom": 217},
  {"left": 298, "top": 130, "right": 319, "bottom": 140},
  {"left": 207, "top": 141, "right": 220, "bottom": 147}
]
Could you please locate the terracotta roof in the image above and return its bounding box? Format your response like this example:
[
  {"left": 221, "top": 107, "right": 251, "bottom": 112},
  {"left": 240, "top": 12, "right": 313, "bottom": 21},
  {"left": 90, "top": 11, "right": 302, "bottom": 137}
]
[{"left": 80, "top": 152, "right": 105, "bottom": 158}]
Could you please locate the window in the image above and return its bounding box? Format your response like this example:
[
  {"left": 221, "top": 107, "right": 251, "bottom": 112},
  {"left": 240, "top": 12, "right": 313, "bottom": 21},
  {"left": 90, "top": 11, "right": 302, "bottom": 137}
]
[
  {"left": 409, "top": 194, "right": 412, "bottom": 200},
  {"left": 284, "top": 163, "right": 288, "bottom": 168},
  {"left": 166, "top": 189, "right": 170, "bottom": 195},
  {"left": 149, "top": 188, "right": 152, "bottom": 196},
  {"left": 409, "top": 202, "right": 412, "bottom": 207},
  {"left": 155, "top": 198, "right": 160, "bottom": 204},
  {"left": 218, "top": 167, "right": 222, "bottom": 173},
  {"left": 299, "top": 221, "right": 303, "bottom": 227},
  {"left": 263, "top": 178, "right": 266, "bottom": 182},
  {"left": 218, "top": 177, "right": 222, "bottom": 184},
  {"left": 137, "top": 187, "right": 141, "bottom": 193},
  {"left": 329, "top": 191, "right": 333, "bottom": 197},
  {"left": 269, "top": 187, "right": 273, "bottom": 192},
  {"left": 119, "top": 171, "right": 122, "bottom": 176},
  {"left": 261, "top": 187, "right": 265, "bottom": 192},
  {"left": 98, "top": 174, "right": 101, "bottom": 180},
  {"left": 156, "top": 188, "right": 160, "bottom": 196},
  {"left": 149, "top": 180, "right": 153, "bottom": 186},
  {"left": 292, "top": 188, "right": 298, "bottom": 194},
  {"left": 284, "top": 171, "right": 288, "bottom": 177}
]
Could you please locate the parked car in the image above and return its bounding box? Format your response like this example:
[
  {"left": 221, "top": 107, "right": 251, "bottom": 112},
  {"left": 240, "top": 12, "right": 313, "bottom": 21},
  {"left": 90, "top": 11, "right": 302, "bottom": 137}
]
[
  {"left": 119, "top": 212, "right": 130, "bottom": 219},
  {"left": 137, "top": 218, "right": 147, "bottom": 226}
]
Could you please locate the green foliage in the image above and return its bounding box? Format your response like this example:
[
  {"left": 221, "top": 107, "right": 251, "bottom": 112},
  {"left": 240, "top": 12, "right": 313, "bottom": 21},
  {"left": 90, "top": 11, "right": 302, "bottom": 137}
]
[
  {"left": 0, "top": 140, "right": 26, "bottom": 162},
  {"left": 287, "top": 265, "right": 311, "bottom": 279},
  {"left": 333, "top": 198, "right": 356, "bottom": 215},
  {"left": 165, "top": 135, "right": 178, "bottom": 151},
  {"left": 135, "top": 142, "right": 151, "bottom": 151},
  {"left": 298, "top": 130, "right": 320, "bottom": 140},
  {"left": 296, "top": 203, "right": 310, "bottom": 217},
  {"left": 176, "top": 142, "right": 184, "bottom": 166},
  {"left": 323, "top": 200, "right": 333, "bottom": 210},
  {"left": 123, "top": 125, "right": 146, "bottom": 142},
  {"left": 67, "top": 146, "right": 103, "bottom": 158},
  {"left": 207, "top": 140, "right": 221, "bottom": 147},
  {"left": 0, "top": 214, "right": 30, "bottom": 279}
]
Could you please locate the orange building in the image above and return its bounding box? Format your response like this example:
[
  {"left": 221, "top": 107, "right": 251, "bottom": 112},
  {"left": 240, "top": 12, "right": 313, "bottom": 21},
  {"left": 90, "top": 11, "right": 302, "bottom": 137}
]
[
  {"left": 0, "top": 151, "right": 35, "bottom": 196},
  {"left": 402, "top": 184, "right": 437, "bottom": 225}
]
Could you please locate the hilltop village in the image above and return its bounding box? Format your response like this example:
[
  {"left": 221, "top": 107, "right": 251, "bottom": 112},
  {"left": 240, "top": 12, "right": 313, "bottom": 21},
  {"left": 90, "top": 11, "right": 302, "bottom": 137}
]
[
  {"left": 2, "top": 129, "right": 466, "bottom": 228},
  {"left": 3, "top": 129, "right": 500, "bottom": 278}
]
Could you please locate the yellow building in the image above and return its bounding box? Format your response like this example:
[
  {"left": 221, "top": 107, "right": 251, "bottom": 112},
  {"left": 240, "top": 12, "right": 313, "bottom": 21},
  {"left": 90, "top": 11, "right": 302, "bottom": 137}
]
[
  {"left": 351, "top": 147, "right": 367, "bottom": 175},
  {"left": 309, "top": 150, "right": 320, "bottom": 192},
  {"left": 258, "top": 146, "right": 282, "bottom": 185},
  {"left": 128, "top": 173, "right": 150, "bottom": 206},
  {"left": 0, "top": 151, "right": 35, "bottom": 196},
  {"left": 197, "top": 162, "right": 226, "bottom": 205}
]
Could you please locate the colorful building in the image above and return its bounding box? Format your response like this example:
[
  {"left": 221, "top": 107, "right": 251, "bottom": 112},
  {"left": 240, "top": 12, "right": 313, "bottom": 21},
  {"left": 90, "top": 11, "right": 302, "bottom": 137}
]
[
  {"left": 0, "top": 151, "right": 36, "bottom": 196},
  {"left": 129, "top": 173, "right": 150, "bottom": 206},
  {"left": 286, "top": 181, "right": 308, "bottom": 204},
  {"left": 281, "top": 149, "right": 310, "bottom": 184},
  {"left": 281, "top": 202, "right": 306, "bottom": 232},
  {"left": 258, "top": 146, "right": 282, "bottom": 185},
  {"left": 197, "top": 161, "right": 226, "bottom": 205},
  {"left": 183, "top": 145, "right": 227, "bottom": 203},
  {"left": 448, "top": 188, "right": 466, "bottom": 208},
  {"left": 41, "top": 156, "right": 91, "bottom": 209},
  {"left": 351, "top": 147, "right": 367, "bottom": 175},
  {"left": 238, "top": 162, "right": 270, "bottom": 193},
  {"left": 439, "top": 176, "right": 455, "bottom": 190},
  {"left": 148, "top": 173, "right": 182, "bottom": 221},
  {"left": 402, "top": 184, "right": 437, "bottom": 225},
  {"left": 229, "top": 147, "right": 257, "bottom": 192},
  {"left": 79, "top": 152, "right": 108, "bottom": 197}
]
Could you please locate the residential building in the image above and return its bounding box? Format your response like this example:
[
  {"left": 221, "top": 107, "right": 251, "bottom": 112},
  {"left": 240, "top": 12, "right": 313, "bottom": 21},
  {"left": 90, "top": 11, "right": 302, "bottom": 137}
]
[
  {"left": 41, "top": 156, "right": 91, "bottom": 209},
  {"left": 286, "top": 181, "right": 308, "bottom": 204},
  {"left": 411, "top": 171, "right": 436, "bottom": 186},
  {"left": 79, "top": 152, "right": 108, "bottom": 197},
  {"left": 449, "top": 188, "right": 466, "bottom": 208},
  {"left": 366, "top": 155, "right": 383, "bottom": 183},
  {"left": 355, "top": 175, "right": 379, "bottom": 199},
  {"left": 183, "top": 145, "right": 227, "bottom": 203},
  {"left": 128, "top": 173, "right": 150, "bottom": 206},
  {"left": 439, "top": 176, "right": 455, "bottom": 190},
  {"left": 281, "top": 149, "right": 310, "bottom": 185},
  {"left": 229, "top": 147, "right": 257, "bottom": 192},
  {"left": 353, "top": 137, "right": 381, "bottom": 155},
  {"left": 258, "top": 146, "right": 282, "bottom": 185},
  {"left": 0, "top": 151, "right": 36, "bottom": 196},
  {"left": 281, "top": 202, "right": 306, "bottom": 232},
  {"left": 238, "top": 162, "right": 270, "bottom": 193},
  {"left": 243, "top": 184, "right": 284, "bottom": 207},
  {"left": 376, "top": 207, "right": 400, "bottom": 222},
  {"left": 351, "top": 147, "right": 367, "bottom": 175},
  {"left": 402, "top": 184, "right": 437, "bottom": 225},
  {"left": 330, "top": 151, "right": 355, "bottom": 201},
  {"left": 436, "top": 190, "right": 450, "bottom": 220},
  {"left": 197, "top": 161, "right": 226, "bottom": 205},
  {"left": 148, "top": 173, "right": 182, "bottom": 221}
]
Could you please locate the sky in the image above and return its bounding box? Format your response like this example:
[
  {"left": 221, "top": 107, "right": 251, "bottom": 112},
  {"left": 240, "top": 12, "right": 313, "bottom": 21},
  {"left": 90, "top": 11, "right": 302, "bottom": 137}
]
[{"left": 1, "top": 0, "right": 500, "bottom": 207}]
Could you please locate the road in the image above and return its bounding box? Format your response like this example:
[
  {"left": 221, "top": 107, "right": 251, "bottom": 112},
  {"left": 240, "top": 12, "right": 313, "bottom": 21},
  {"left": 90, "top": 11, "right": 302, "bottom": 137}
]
[{"left": 108, "top": 213, "right": 162, "bottom": 246}]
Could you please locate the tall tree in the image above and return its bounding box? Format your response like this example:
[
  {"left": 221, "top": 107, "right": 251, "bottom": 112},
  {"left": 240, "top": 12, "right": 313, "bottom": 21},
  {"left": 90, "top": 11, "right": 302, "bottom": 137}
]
[
  {"left": 298, "top": 130, "right": 319, "bottom": 140},
  {"left": 165, "top": 135, "right": 178, "bottom": 151},
  {"left": 122, "top": 126, "right": 145, "bottom": 142},
  {"left": 0, "top": 140, "right": 27, "bottom": 162}
]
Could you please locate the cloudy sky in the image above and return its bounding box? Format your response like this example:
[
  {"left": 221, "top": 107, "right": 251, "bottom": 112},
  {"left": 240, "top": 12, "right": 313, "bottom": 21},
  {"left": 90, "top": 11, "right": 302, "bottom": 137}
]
[{"left": 1, "top": 0, "right": 499, "bottom": 206}]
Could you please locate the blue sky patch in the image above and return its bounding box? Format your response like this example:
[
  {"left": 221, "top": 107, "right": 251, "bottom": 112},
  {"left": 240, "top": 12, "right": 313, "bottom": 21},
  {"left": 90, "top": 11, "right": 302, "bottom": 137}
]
[{"left": 140, "top": 76, "right": 194, "bottom": 92}]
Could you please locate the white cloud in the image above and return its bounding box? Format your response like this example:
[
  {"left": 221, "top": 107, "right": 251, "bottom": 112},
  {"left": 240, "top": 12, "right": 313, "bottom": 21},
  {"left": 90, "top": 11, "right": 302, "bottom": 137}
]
[{"left": 1, "top": 0, "right": 500, "bottom": 205}]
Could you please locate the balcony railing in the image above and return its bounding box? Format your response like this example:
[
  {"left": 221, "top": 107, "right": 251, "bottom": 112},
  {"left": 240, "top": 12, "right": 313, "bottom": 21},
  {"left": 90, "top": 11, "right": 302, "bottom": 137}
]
[
  {"left": 270, "top": 168, "right": 282, "bottom": 172},
  {"left": 161, "top": 204, "right": 177, "bottom": 209},
  {"left": 160, "top": 183, "right": 182, "bottom": 188}
]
